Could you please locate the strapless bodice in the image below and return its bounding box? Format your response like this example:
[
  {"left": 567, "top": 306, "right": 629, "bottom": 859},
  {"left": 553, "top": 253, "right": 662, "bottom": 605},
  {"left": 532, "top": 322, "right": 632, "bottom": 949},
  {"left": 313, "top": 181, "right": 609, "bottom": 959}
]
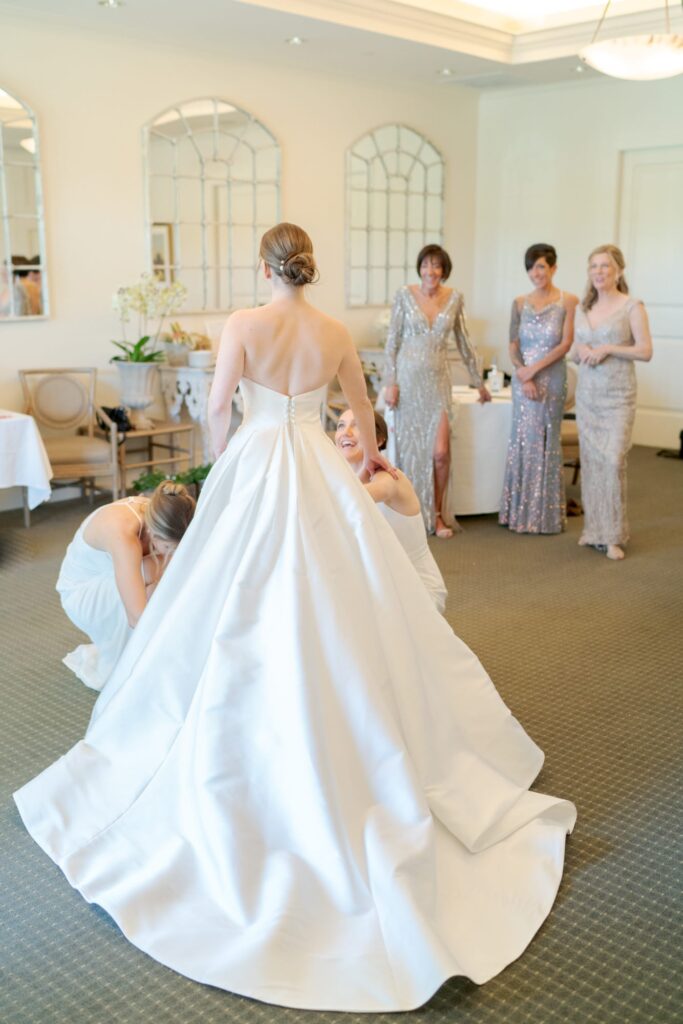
[{"left": 239, "top": 378, "right": 327, "bottom": 429}]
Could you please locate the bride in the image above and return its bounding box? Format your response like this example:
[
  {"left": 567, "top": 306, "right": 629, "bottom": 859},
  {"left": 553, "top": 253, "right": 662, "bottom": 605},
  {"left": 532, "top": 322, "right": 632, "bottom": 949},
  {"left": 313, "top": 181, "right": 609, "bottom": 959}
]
[{"left": 15, "top": 223, "right": 575, "bottom": 1013}]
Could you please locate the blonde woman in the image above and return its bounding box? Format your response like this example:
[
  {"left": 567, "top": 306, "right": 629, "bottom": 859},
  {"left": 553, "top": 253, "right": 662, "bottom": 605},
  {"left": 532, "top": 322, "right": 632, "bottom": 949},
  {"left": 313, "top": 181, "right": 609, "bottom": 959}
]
[
  {"left": 571, "top": 244, "right": 653, "bottom": 560},
  {"left": 57, "top": 481, "right": 196, "bottom": 689}
]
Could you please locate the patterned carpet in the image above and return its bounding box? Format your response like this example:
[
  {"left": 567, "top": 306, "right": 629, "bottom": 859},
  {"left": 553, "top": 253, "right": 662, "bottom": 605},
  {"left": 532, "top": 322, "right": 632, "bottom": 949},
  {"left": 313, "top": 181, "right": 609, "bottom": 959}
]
[{"left": 1, "top": 446, "right": 682, "bottom": 1024}]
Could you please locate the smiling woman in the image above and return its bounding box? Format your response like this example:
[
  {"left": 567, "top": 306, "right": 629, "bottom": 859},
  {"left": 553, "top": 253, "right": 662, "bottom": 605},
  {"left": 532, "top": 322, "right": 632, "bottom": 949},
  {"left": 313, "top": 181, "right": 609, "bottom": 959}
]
[
  {"left": 571, "top": 243, "right": 653, "bottom": 560},
  {"left": 382, "top": 243, "right": 489, "bottom": 537}
]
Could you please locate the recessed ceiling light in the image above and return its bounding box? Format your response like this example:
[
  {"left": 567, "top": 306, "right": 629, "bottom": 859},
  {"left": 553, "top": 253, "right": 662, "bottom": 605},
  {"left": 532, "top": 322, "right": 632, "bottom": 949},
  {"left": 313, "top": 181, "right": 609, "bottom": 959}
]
[
  {"left": 438, "top": 68, "right": 455, "bottom": 77},
  {"left": 574, "top": 63, "right": 585, "bottom": 73},
  {"left": 98, "top": 0, "right": 124, "bottom": 8},
  {"left": 286, "top": 36, "right": 305, "bottom": 46}
]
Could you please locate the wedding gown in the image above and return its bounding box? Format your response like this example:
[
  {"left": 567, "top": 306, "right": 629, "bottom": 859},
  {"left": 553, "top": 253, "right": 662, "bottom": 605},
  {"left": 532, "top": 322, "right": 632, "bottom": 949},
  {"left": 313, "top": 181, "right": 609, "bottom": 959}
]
[{"left": 14, "top": 378, "right": 576, "bottom": 1013}]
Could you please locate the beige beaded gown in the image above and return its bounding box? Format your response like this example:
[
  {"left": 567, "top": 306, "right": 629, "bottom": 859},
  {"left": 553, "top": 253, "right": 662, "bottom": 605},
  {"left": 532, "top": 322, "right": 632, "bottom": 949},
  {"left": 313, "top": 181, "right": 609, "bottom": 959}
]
[
  {"left": 574, "top": 299, "right": 640, "bottom": 547},
  {"left": 384, "top": 286, "right": 483, "bottom": 532}
]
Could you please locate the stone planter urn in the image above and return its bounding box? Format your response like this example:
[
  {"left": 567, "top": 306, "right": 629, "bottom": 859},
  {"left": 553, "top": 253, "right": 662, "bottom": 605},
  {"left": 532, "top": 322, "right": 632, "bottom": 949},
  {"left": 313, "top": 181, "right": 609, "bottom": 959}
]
[
  {"left": 116, "top": 362, "right": 159, "bottom": 430},
  {"left": 163, "top": 341, "right": 189, "bottom": 367},
  {"left": 188, "top": 349, "right": 215, "bottom": 369}
]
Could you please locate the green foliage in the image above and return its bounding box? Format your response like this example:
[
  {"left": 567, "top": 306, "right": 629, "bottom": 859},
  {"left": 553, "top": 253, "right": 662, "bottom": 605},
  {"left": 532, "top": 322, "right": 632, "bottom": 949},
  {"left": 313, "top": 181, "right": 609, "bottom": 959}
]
[
  {"left": 110, "top": 336, "right": 165, "bottom": 363},
  {"left": 131, "top": 463, "right": 213, "bottom": 493}
]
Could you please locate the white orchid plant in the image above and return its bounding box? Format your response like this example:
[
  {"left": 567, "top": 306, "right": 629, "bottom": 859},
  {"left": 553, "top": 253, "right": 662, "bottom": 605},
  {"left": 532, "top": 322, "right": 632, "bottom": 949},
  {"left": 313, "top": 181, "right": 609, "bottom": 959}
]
[{"left": 111, "top": 274, "right": 188, "bottom": 363}]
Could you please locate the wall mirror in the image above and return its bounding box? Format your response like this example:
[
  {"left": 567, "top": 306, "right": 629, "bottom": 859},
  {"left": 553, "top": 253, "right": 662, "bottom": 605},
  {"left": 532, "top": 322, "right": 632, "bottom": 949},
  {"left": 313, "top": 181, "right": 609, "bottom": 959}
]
[
  {"left": 0, "top": 87, "right": 48, "bottom": 320},
  {"left": 346, "top": 124, "right": 444, "bottom": 307},
  {"left": 144, "top": 98, "right": 281, "bottom": 312}
]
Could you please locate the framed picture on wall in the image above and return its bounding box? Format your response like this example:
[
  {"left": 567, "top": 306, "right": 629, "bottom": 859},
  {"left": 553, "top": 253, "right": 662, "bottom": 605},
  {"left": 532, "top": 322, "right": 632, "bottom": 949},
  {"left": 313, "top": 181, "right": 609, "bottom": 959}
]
[{"left": 151, "top": 222, "right": 174, "bottom": 283}]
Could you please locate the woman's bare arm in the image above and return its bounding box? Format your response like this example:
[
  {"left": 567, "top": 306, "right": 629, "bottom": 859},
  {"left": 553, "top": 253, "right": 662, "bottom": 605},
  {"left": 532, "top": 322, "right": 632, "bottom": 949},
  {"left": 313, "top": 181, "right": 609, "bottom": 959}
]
[
  {"left": 208, "top": 313, "right": 247, "bottom": 458},
  {"left": 337, "top": 332, "right": 396, "bottom": 477},
  {"left": 107, "top": 533, "right": 148, "bottom": 627},
  {"left": 583, "top": 302, "right": 653, "bottom": 366}
]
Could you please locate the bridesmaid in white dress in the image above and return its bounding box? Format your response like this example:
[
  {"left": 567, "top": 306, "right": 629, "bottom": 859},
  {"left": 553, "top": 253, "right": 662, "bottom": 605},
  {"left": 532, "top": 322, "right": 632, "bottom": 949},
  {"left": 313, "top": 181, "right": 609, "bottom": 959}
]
[
  {"left": 335, "top": 406, "right": 447, "bottom": 613},
  {"left": 15, "top": 224, "right": 575, "bottom": 1013},
  {"left": 57, "top": 481, "right": 195, "bottom": 690},
  {"left": 571, "top": 245, "right": 653, "bottom": 561}
]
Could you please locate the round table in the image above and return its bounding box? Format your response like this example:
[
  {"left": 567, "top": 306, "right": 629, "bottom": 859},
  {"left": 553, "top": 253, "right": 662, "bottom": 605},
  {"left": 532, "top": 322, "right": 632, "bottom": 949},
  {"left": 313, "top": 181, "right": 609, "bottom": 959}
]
[
  {"left": 448, "top": 387, "right": 512, "bottom": 516},
  {"left": 0, "top": 410, "right": 53, "bottom": 525}
]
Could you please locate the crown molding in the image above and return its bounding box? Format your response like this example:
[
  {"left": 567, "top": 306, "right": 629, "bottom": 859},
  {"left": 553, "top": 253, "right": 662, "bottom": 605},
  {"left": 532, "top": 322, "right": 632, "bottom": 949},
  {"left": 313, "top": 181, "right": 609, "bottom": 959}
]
[
  {"left": 514, "top": 7, "right": 683, "bottom": 63},
  {"left": 235, "top": 0, "right": 683, "bottom": 66},
  {"left": 234, "top": 0, "right": 513, "bottom": 62}
]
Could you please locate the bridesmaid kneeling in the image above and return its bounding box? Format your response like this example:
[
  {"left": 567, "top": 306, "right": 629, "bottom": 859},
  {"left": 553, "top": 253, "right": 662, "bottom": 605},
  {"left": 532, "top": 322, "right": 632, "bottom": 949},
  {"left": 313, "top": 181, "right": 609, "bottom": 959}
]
[
  {"left": 57, "top": 481, "right": 196, "bottom": 690},
  {"left": 336, "top": 407, "right": 447, "bottom": 613}
]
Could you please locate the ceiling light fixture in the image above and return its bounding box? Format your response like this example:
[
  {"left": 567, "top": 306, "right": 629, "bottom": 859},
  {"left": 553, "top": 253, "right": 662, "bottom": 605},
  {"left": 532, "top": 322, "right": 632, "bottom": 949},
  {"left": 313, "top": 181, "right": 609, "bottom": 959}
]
[
  {"left": 98, "top": 0, "right": 124, "bottom": 8},
  {"left": 579, "top": 0, "right": 683, "bottom": 80},
  {"left": 286, "top": 36, "right": 305, "bottom": 46},
  {"left": 438, "top": 68, "right": 454, "bottom": 77}
]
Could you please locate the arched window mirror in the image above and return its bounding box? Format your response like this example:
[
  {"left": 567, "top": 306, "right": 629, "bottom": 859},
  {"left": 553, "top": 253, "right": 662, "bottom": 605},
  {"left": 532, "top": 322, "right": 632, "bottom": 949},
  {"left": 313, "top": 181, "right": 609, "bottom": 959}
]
[
  {"left": 346, "top": 124, "right": 444, "bottom": 307},
  {"left": 0, "top": 87, "right": 48, "bottom": 320},
  {"left": 144, "top": 98, "right": 280, "bottom": 312}
]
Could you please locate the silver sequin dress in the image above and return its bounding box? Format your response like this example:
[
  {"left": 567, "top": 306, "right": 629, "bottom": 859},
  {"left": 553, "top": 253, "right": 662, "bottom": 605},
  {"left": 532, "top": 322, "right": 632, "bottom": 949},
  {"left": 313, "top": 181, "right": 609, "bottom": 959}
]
[
  {"left": 574, "top": 299, "right": 639, "bottom": 547},
  {"left": 499, "top": 297, "right": 567, "bottom": 534},
  {"left": 384, "top": 286, "right": 483, "bottom": 532}
]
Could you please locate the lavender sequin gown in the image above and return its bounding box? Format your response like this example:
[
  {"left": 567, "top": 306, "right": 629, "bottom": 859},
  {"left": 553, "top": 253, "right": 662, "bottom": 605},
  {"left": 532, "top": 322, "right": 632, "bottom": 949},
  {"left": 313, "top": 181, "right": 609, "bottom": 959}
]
[
  {"left": 574, "top": 299, "right": 638, "bottom": 547},
  {"left": 385, "top": 286, "right": 483, "bottom": 533},
  {"left": 499, "top": 298, "right": 567, "bottom": 534}
]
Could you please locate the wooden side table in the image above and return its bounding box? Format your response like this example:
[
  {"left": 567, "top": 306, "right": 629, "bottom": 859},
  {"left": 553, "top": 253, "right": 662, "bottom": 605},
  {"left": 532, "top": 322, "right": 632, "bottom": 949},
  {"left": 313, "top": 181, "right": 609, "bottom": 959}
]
[{"left": 98, "top": 419, "right": 196, "bottom": 493}]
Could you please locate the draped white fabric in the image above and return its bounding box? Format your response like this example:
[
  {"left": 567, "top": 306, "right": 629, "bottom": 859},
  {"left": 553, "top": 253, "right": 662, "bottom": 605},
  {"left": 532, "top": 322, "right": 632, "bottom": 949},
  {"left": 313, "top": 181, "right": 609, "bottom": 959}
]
[
  {"left": 0, "top": 410, "right": 52, "bottom": 508},
  {"left": 15, "top": 379, "right": 575, "bottom": 1012}
]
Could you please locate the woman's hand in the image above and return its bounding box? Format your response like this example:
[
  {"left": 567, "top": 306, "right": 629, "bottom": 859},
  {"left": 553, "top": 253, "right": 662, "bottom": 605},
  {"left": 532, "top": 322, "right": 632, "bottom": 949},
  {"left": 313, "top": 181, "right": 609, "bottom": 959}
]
[
  {"left": 576, "top": 344, "right": 595, "bottom": 364},
  {"left": 522, "top": 380, "right": 539, "bottom": 401},
  {"left": 385, "top": 384, "right": 400, "bottom": 408},
  {"left": 584, "top": 345, "right": 610, "bottom": 366},
  {"left": 363, "top": 451, "right": 398, "bottom": 479},
  {"left": 515, "top": 365, "right": 535, "bottom": 384},
  {"left": 478, "top": 385, "right": 492, "bottom": 403}
]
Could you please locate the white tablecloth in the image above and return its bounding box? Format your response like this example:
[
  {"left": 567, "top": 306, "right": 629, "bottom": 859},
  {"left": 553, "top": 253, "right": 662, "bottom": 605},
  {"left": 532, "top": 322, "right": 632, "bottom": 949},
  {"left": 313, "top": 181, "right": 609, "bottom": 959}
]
[
  {"left": 0, "top": 410, "right": 53, "bottom": 508},
  {"left": 449, "top": 387, "right": 512, "bottom": 516}
]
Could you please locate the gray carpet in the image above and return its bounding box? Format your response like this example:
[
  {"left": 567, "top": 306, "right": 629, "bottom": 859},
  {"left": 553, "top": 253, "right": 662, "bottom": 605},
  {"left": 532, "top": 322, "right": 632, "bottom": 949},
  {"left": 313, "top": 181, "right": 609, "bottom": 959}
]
[{"left": 1, "top": 446, "right": 682, "bottom": 1023}]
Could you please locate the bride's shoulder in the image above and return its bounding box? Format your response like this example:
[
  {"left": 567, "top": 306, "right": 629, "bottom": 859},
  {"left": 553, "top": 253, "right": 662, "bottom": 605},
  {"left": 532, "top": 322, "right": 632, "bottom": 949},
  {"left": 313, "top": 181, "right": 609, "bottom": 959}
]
[{"left": 313, "top": 308, "right": 352, "bottom": 340}]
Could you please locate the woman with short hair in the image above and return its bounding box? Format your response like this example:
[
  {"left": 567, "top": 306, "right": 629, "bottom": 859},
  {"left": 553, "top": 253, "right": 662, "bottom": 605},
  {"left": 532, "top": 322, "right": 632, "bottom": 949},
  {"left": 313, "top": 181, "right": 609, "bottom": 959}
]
[
  {"left": 384, "top": 244, "right": 490, "bottom": 537},
  {"left": 499, "top": 243, "right": 578, "bottom": 534}
]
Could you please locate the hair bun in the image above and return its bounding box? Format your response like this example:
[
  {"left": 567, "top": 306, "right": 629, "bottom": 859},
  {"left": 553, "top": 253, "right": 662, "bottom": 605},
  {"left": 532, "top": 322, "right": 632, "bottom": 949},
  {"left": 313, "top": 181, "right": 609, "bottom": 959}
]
[
  {"left": 281, "top": 251, "right": 318, "bottom": 287},
  {"left": 159, "top": 480, "right": 187, "bottom": 498},
  {"left": 259, "top": 223, "right": 319, "bottom": 288}
]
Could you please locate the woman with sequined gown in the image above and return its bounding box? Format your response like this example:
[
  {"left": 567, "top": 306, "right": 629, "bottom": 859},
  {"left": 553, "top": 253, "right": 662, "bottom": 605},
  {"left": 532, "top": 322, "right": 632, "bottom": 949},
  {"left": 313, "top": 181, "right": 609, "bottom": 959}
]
[
  {"left": 384, "top": 245, "right": 490, "bottom": 536},
  {"left": 499, "top": 244, "right": 577, "bottom": 534},
  {"left": 571, "top": 245, "right": 653, "bottom": 560}
]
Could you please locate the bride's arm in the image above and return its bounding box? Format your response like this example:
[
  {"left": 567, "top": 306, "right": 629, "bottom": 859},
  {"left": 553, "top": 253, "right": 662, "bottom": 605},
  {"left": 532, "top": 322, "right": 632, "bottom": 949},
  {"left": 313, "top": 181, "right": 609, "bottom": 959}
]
[
  {"left": 337, "top": 332, "right": 396, "bottom": 478},
  {"left": 208, "top": 313, "right": 246, "bottom": 458}
]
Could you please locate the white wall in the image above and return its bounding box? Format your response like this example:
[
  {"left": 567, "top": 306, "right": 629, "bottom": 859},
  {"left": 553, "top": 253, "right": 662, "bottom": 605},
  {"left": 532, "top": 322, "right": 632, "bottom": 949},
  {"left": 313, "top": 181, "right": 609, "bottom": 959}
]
[
  {"left": 473, "top": 75, "right": 683, "bottom": 448},
  {"left": 0, "top": 14, "right": 479, "bottom": 418}
]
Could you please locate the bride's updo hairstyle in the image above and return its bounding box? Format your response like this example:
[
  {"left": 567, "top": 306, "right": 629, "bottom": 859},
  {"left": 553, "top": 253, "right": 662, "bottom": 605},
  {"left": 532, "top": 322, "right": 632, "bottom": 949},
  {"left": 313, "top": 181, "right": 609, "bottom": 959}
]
[
  {"left": 260, "top": 222, "right": 319, "bottom": 287},
  {"left": 144, "top": 480, "right": 196, "bottom": 545},
  {"left": 582, "top": 243, "right": 629, "bottom": 311}
]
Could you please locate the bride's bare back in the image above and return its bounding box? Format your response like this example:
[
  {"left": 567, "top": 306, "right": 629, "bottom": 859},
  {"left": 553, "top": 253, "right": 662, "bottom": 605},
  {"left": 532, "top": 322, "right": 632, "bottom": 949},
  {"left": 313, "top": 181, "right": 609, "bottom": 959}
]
[
  {"left": 208, "top": 293, "right": 377, "bottom": 462},
  {"left": 237, "top": 299, "right": 348, "bottom": 397}
]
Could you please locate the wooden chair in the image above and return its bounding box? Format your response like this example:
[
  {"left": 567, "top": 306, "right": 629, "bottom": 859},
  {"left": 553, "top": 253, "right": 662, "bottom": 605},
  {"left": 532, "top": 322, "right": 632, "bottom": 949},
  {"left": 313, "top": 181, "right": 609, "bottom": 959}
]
[
  {"left": 562, "top": 362, "right": 580, "bottom": 485},
  {"left": 19, "top": 368, "right": 120, "bottom": 519}
]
